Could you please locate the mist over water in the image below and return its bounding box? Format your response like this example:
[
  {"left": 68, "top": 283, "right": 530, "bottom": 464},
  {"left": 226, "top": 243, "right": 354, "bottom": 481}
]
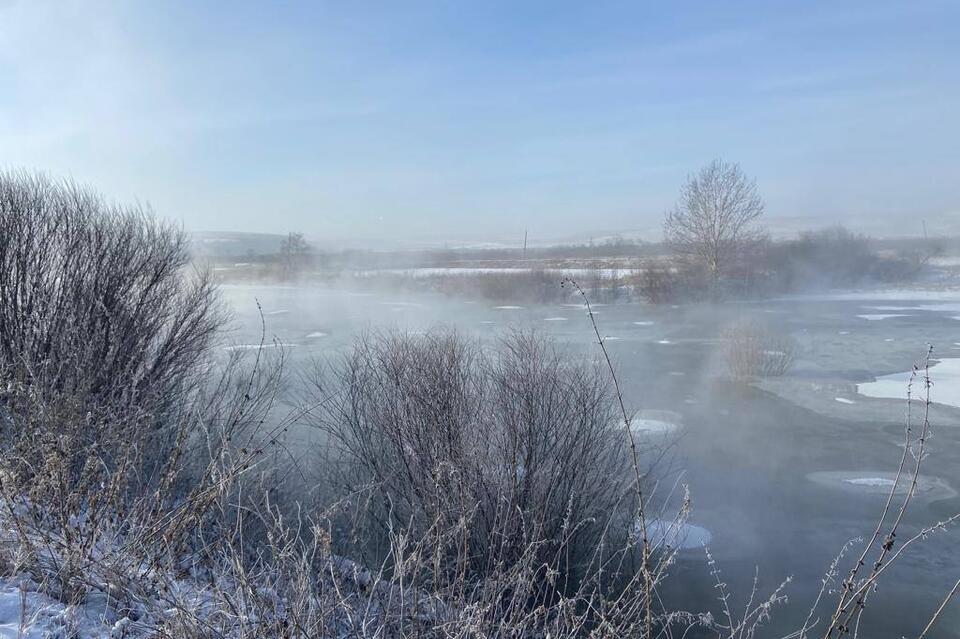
[{"left": 220, "top": 282, "right": 960, "bottom": 637}]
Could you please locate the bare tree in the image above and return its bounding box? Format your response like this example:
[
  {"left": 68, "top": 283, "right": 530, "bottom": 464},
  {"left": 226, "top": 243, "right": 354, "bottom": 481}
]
[
  {"left": 279, "top": 231, "right": 311, "bottom": 276},
  {"left": 663, "top": 159, "right": 766, "bottom": 287}
]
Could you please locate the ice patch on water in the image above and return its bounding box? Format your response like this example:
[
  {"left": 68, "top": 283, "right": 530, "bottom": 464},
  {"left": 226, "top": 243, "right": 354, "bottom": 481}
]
[
  {"left": 307, "top": 332, "right": 328, "bottom": 338},
  {"left": 857, "top": 314, "right": 907, "bottom": 321},
  {"left": 807, "top": 471, "right": 955, "bottom": 500},
  {"left": 669, "top": 371, "right": 685, "bottom": 376},
  {"left": 915, "top": 303, "right": 960, "bottom": 314},
  {"left": 494, "top": 305, "right": 525, "bottom": 310},
  {"left": 642, "top": 519, "right": 713, "bottom": 550},
  {"left": 656, "top": 339, "right": 673, "bottom": 345},
  {"left": 781, "top": 290, "right": 960, "bottom": 303},
  {"left": 543, "top": 317, "right": 568, "bottom": 321},
  {"left": 884, "top": 338, "right": 894, "bottom": 342},
  {"left": 224, "top": 343, "right": 297, "bottom": 352},
  {"left": 603, "top": 336, "right": 621, "bottom": 341},
  {"left": 858, "top": 358, "right": 960, "bottom": 407},
  {"left": 845, "top": 477, "right": 896, "bottom": 487},
  {"left": 631, "top": 419, "right": 675, "bottom": 433},
  {"left": 834, "top": 397, "right": 855, "bottom": 404},
  {"left": 633, "top": 321, "right": 655, "bottom": 326},
  {"left": 264, "top": 309, "right": 289, "bottom": 316},
  {"left": 630, "top": 410, "right": 682, "bottom": 437},
  {"left": 838, "top": 331, "right": 850, "bottom": 335}
]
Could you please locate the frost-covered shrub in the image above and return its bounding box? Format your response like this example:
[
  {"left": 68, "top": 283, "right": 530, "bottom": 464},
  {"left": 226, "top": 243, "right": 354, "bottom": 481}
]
[
  {"left": 0, "top": 171, "right": 222, "bottom": 409},
  {"left": 306, "top": 329, "right": 634, "bottom": 589},
  {"left": 0, "top": 171, "right": 225, "bottom": 485}
]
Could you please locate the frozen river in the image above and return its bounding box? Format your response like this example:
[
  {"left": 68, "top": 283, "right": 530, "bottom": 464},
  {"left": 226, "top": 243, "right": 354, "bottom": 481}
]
[{"left": 220, "top": 283, "right": 960, "bottom": 637}]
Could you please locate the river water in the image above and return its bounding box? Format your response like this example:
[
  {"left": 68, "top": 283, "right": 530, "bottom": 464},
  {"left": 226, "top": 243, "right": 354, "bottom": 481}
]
[{"left": 220, "top": 283, "right": 960, "bottom": 637}]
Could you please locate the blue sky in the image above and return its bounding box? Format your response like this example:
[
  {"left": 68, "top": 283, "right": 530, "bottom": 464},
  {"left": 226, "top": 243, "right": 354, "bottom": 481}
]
[{"left": 1, "top": 1, "right": 957, "bottom": 245}]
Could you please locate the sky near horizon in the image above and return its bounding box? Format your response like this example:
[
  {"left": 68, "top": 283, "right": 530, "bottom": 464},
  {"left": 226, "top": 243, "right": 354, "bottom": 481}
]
[{"left": 1, "top": 0, "right": 958, "bottom": 245}]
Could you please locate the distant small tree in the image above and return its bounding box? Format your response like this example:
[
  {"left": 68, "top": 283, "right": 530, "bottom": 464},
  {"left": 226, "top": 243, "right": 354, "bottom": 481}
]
[
  {"left": 664, "top": 160, "right": 766, "bottom": 287},
  {"left": 279, "top": 231, "right": 311, "bottom": 275}
]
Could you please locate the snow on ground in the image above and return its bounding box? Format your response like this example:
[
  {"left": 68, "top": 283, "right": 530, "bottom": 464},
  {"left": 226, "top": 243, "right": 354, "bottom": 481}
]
[
  {"left": 307, "top": 331, "right": 328, "bottom": 338},
  {"left": 856, "top": 314, "right": 907, "bottom": 321},
  {"left": 494, "top": 305, "right": 524, "bottom": 310},
  {"left": 352, "top": 267, "right": 638, "bottom": 278},
  {"left": 263, "top": 309, "right": 289, "bottom": 316},
  {"left": 858, "top": 358, "right": 960, "bottom": 408},
  {"left": 834, "top": 397, "right": 856, "bottom": 404},
  {"left": 655, "top": 339, "right": 673, "bottom": 345},
  {"left": 0, "top": 579, "right": 116, "bottom": 639},
  {"left": 633, "top": 321, "right": 655, "bottom": 326},
  {"left": 543, "top": 317, "right": 568, "bottom": 321}
]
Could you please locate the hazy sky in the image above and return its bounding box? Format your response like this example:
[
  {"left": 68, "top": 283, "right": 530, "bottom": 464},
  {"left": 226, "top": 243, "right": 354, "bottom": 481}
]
[{"left": 1, "top": 1, "right": 958, "bottom": 245}]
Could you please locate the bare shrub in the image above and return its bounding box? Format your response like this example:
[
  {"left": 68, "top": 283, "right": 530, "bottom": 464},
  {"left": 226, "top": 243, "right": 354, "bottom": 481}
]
[
  {"left": 0, "top": 170, "right": 283, "bottom": 609},
  {"left": 0, "top": 170, "right": 224, "bottom": 487},
  {"left": 305, "top": 328, "right": 634, "bottom": 590},
  {"left": 633, "top": 263, "right": 709, "bottom": 303},
  {"left": 351, "top": 268, "right": 573, "bottom": 304},
  {"left": 721, "top": 319, "right": 797, "bottom": 379}
]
